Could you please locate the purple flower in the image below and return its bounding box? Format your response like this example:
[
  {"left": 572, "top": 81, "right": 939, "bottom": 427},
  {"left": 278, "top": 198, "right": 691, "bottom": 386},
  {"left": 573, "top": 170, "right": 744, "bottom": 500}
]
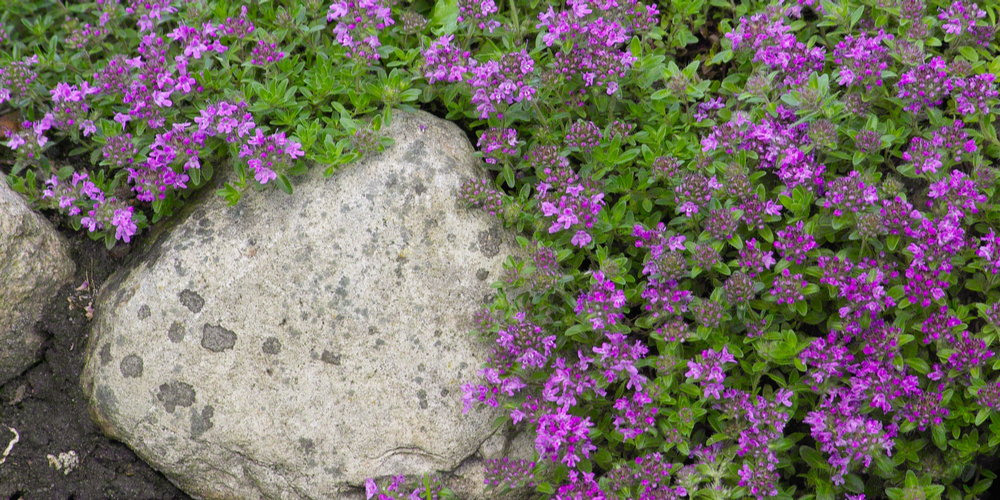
[
  {"left": 535, "top": 408, "right": 597, "bottom": 468},
  {"left": 365, "top": 478, "right": 377, "bottom": 499},
  {"left": 326, "top": 0, "right": 394, "bottom": 61},
  {"left": 496, "top": 311, "right": 556, "bottom": 370},
  {"left": 237, "top": 128, "right": 304, "bottom": 187},
  {"left": 485, "top": 457, "right": 537, "bottom": 490},
  {"left": 928, "top": 169, "right": 987, "bottom": 218},
  {"left": 938, "top": 0, "right": 986, "bottom": 36},
  {"left": 565, "top": 120, "right": 602, "bottom": 153},
  {"left": 953, "top": 73, "right": 998, "bottom": 115},
  {"left": 897, "top": 56, "right": 953, "bottom": 113},
  {"left": 804, "top": 388, "right": 897, "bottom": 485},
  {"left": 773, "top": 220, "right": 817, "bottom": 264},
  {"left": 535, "top": 0, "right": 654, "bottom": 95},
  {"left": 978, "top": 229, "right": 1000, "bottom": 274},
  {"left": 592, "top": 332, "right": 649, "bottom": 390},
  {"left": 457, "top": 0, "right": 501, "bottom": 33},
  {"left": 422, "top": 34, "right": 475, "bottom": 84},
  {"left": 111, "top": 207, "right": 137, "bottom": 242},
  {"left": 685, "top": 346, "right": 735, "bottom": 399},
  {"left": 769, "top": 268, "right": 808, "bottom": 305},
  {"left": 833, "top": 29, "right": 894, "bottom": 90},
  {"left": 726, "top": 8, "right": 825, "bottom": 86},
  {"left": 535, "top": 164, "right": 604, "bottom": 242},
  {"left": 738, "top": 238, "right": 775, "bottom": 278},
  {"left": 612, "top": 390, "right": 658, "bottom": 440},
  {"left": 467, "top": 49, "right": 536, "bottom": 120},
  {"left": 250, "top": 40, "right": 286, "bottom": 67},
  {"left": 821, "top": 170, "right": 878, "bottom": 217},
  {"left": 570, "top": 230, "right": 592, "bottom": 247},
  {"left": 477, "top": 127, "right": 519, "bottom": 165}
]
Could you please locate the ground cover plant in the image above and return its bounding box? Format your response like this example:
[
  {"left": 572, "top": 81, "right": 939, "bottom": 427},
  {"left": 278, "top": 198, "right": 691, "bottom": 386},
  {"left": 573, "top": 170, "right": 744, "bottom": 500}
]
[{"left": 2, "top": 0, "right": 1000, "bottom": 499}]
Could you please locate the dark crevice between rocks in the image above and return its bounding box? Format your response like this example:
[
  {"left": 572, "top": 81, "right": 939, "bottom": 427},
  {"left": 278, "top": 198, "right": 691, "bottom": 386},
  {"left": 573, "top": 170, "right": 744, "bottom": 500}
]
[{"left": 0, "top": 234, "right": 194, "bottom": 500}]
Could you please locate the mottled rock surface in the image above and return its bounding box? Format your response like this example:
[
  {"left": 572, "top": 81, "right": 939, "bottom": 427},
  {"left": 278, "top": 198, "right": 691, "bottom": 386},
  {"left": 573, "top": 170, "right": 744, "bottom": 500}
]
[
  {"left": 81, "top": 110, "right": 534, "bottom": 500},
  {"left": 1, "top": 182, "right": 76, "bottom": 385}
]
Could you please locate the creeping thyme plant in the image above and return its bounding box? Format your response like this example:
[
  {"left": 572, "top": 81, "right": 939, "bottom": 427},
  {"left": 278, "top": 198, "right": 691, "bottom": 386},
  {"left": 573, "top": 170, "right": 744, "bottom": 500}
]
[{"left": 4, "top": 0, "right": 1000, "bottom": 498}]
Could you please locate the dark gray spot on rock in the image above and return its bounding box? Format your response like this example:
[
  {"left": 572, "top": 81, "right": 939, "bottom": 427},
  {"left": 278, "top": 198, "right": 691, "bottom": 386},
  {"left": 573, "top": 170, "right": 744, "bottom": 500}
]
[
  {"left": 138, "top": 304, "right": 151, "bottom": 320},
  {"left": 335, "top": 276, "right": 349, "bottom": 297},
  {"left": 414, "top": 181, "right": 426, "bottom": 195},
  {"left": 476, "top": 268, "right": 489, "bottom": 281},
  {"left": 417, "top": 389, "right": 428, "bottom": 409},
  {"left": 157, "top": 381, "right": 196, "bottom": 414},
  {"left": 477, "top": 226, "right": 503, "bottom": 258},
  {"left": 99, "top": 344, "right": 113, "bottom": 366},
  {"left": 179, "top": 289, "right": 205, "bottom": 313},
  {"left": 202, "top": 324, "right": 237, "bottom": 352},
  {"left": 168, "top": 321, "right": 186, "bottom": 343},
  {"left": 375, "top": 339, "right": 385, "bottom": 347},
  {"left": 320, "top": 350, "right": 341, "bottom": 365},
  {"left": 262, "top": 337, "right": 282, "bottom": 355},
  {"left": 294, "top": 244, "right": 314, "bottom": 263},
  {"left": 298, "top": 438, "right": 315, "bottom": 454},
  {"left": 191, "top": 405, "right": 214, "bottom": 438},
  {"left": 386, "top": 172, "right": 400, "bottom": 190},
  {"left": 174, "top": 258, "right": 187, "bottom": 277},
  {"left": 414, "top": 377, "right": 423, "bottom": 384},
  {"left": 198, "top": 216, "right": 213, "bottom": 228},
  {"left": 440, "top": 388, "right": 450, "bottom": 397},
  {"left": 447, "top": 233, "right": 456, "bottom": 243},
  {"left": 417, "top": 364, "right": 425, "bottom": 371},
  {"left": 120, "top": 354, "right": 143, "bottom": 378},
  {"left": 96, "top": 385, "right": 118, "bottom": 417},
  {"left": 459, "top": 362, "right": 468, "bottom": 370},
  {"left": 403, "top": 140, "right": 427, "bottom": 167}
]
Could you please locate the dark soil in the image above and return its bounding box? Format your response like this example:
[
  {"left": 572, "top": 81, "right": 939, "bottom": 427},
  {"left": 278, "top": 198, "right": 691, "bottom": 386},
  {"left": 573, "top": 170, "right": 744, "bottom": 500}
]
[{"left": 0, "top": 231, "right": 192, "bottom": 500}]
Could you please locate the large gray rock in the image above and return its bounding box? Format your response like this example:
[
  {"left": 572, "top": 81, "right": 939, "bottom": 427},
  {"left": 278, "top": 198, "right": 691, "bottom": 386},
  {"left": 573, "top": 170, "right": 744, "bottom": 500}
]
[
  {"left": 81, "top": 110, "right": 534, "bottom": 500},
  {"left": 1, "top": 182, "right": 75, "bottom": 385}
]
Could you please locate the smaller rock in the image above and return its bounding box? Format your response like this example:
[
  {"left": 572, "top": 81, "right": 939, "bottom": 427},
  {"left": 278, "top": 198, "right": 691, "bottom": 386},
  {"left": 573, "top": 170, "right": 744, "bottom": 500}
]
[{"left": 0, "top": 183, "right": 76, "bottom": 385}]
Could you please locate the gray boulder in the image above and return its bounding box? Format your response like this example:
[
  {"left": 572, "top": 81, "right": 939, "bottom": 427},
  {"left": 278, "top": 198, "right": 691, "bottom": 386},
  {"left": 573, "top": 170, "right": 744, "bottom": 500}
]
[
  {"left": 1, "top": 182, "right": 75, "bottom": 385},
  {"left": 81, "top": 110, "right": 535, "bottom": 500}
]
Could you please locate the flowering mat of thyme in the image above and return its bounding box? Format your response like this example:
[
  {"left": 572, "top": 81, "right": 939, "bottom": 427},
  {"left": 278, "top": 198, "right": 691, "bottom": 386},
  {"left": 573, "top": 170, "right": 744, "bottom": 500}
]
[{"left": 5, "top": 0, "right": 1000, "bottom": 499}]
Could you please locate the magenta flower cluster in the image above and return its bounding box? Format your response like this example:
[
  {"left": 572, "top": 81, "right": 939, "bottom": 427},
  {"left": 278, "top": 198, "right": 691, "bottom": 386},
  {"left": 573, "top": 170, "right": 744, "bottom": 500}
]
[
  {"left": 422, "top": 34, "right": 474, "bottom": 84},
  {"left": 327, "top": 0, "right": 394, "bottom": 61},
  {"left": 536, "top": 164, "right": 605, "bottom": 247},
  {"left": 535, "top": 0, "right": 658, "bottom": 95},
  {"left": 477, "top": 127, "right": 519, "bottom": 165},
  {"left": 467, "top": 48, "right": 537, "bottom": 120},
  {"left": 41, "top": 172, "right": 139, "bottom": 243},
  {"left": 575, "top": 271, "right": 626, "bottom": 331},
  {"left": 726, "top": 6, "right": 825, "bottom": 87}
]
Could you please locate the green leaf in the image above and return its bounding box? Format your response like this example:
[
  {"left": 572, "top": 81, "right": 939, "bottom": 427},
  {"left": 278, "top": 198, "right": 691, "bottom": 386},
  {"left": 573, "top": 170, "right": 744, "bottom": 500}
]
[
  {"left": 800, "top": 446, "right": 828, "bottom": 469},
  {"left": 887, "top": 234, "right": 899, "bottom": 251},
  {"left": 795, "top": 300, "right": 808, "bottom": 316},
  {"left": 503, "top": 165, "right": 515, "bottom": 188},
  {"left": 958, "top": 46, "right": 979, "bottom": 63},
  {"left": 976, "top": 408, "right": 990, "bottom": 426},
  {"left": 650, "top": 89, "right": 673, "bottom": 101},
  {"left": 276, "top": 174, "right": 293, "bottom": 195},
  {"left": 932, "top": 424, "right": 948, "bottom": 451},
  {"left": 431, "top": 0, "right": 459, "bottom": 34},
  {"left": 905, "top": 357, "right": 930, "bottom": 374}
]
